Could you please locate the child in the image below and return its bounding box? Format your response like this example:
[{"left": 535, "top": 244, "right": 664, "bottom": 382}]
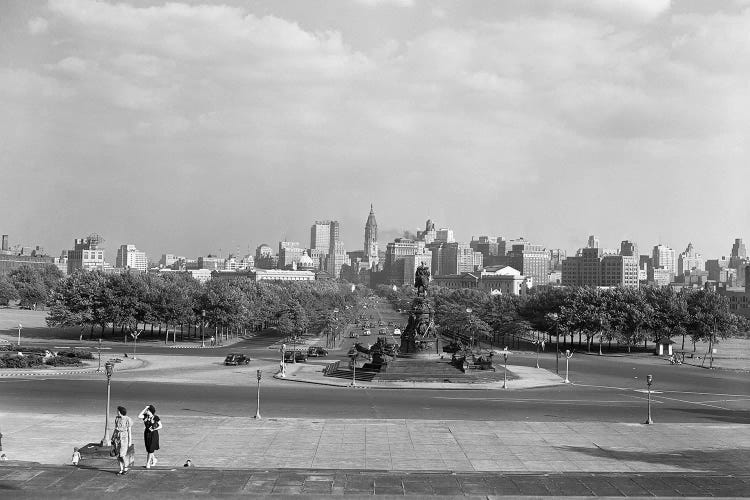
[{"left": 71, "top": 447, "right": 81, "bottom": 466}]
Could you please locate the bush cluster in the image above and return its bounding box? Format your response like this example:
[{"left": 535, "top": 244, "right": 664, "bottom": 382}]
[
  {"left": 45, "top": 356, "right": 82, "bottom": 367},
  {"left": 0, "top": 355, "right": 44, "bottom": 369}
]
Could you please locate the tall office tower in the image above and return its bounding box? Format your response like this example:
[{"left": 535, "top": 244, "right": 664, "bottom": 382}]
[
  {"left": 587, "top": 235, "right": 600, "bottom": 248},
  {"left": 435, "top": 228, "right": 455, "bottom": 244},
  {"left": 549, "top": 249, "right": 566, "bottom": 271},
  {"left": 328, "top": 220, "right": 340, "bottom": 252},
  {"left": 278, "top": 241, "right": 304, "bottom": 269},
  {"left": 729, "top": 238, "right": 748, "bottom": 275},
  {"left": 706, "top": 257, "right": 731, "bottom": 282},
  {"left": 562, "top": 248, "right": 638, "bottom": 288},
  {"left": 496, "top": 237, "right": 507, "bottom": 257},
  {"left": 440, "top": 242, "right": 476, "bottom": 275},
  {"left": 652, "top": 244, "right": 676, "bottom": 277},
  {"left": 677, "top": 242, "right": 705, "bottom": 276},
  {"left": 67, "top": 234, "right": 106, "bottom": 274},
  {"left": 254, "top": 244, "right": 275, "bottom": 269},
  {"left": 731, "top": 238, "right": 747, "bottom": 259},
  {"left": 620, "top": 240, "right": 638, "bottom": 257},
  {"left": 310, "top": 221, "right": 332, "bottom": 254},
  {"left": 115, "top": 244, "right": 148, "bottom": 272},
  {"left": 364, "top": 205, "right": 378, "bottom": 258},
  {"left": 326, "top": 240, "right": 347, "bottom": 278},
  {"left": 385, "top": 238, "right": 432, "bottom": 285},
  {"left": 507, "top": 241, "right": 551, "bottom": 286},
  {"left": 1, "top": 235, "right": 7, "bottom": 252},
  {"left": 417, "top": 219, "right": 436, "bottom": 244},
  {"left": 470, "top": 236, "right": 499, "bottom": 260}
]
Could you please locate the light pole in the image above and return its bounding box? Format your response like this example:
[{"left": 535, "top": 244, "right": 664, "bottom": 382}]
[
  {"left": 254, "top": 369, "right": 262, "bottom": 419},
  {"left": 130, "top": 329, "right": 141, "bottom": 359},
  {"left": 563, "top": 349, "right": 573, "bottom": 383},
  {"left": 350, "top": 349, "right": 357, "bottom": 387},
  {"left": 502, "top": 347, "right": 511, "bottom": 389},
  {"left": 97, "top": 338, "right": 102, "bottom": 372},
  {"left": 644, "top": 374, "right": 654, "bottom": 424},
  {"left": 465, "top": 308, "right": 473, "bottom": 351},
  {"left": 101, "top": 361, "right": 114, "bottom": 446},
  {"left": 17, "top": 323, "right": 22, "bottom": 346},
  {"left": 292, "top": 333, "right": 297, "bottom": 364},
  {"left": 200, "top": 310, "right": 206, "bottom": 348}
]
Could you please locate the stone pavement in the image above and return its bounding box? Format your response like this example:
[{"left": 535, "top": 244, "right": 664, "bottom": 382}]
[
  {"left": 2, "top": 465, "right": 749, "bottom": 498},
  {"left": 2, "top": 413, "right": 749, "bottom": 475}
]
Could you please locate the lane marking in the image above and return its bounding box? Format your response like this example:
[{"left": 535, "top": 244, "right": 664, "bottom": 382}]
[
  {"left": 574, "top": 383, "right": 750, "bottom": 398},
  {"left": 652, "top": 394, "right": 732, "bottom": 411},
  {"left": 432, "top": 397, "right": 656, "bottom": 405}
]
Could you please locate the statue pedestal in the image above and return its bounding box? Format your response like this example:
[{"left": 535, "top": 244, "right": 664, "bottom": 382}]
[{"left": 399, "top": 295, "right": 436, "bottom": 355}]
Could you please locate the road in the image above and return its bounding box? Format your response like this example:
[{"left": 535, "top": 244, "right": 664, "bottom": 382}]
[
  {"left": 2, "top": 299, "right": 749, "bottom": 425},
  {"left": 1, "top": 326, "right": 748, "bottom": 424}
]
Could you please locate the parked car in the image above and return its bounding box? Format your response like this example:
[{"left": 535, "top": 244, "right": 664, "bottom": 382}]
[
  {"left": 283, "top": 351, "right": 307, "bottom": 363},
  {"left": 393, "top": 328, "right": 401, "bottom": 336},
  {"left": 362, "top": 329, "right": 371, "bottom": 336},
  {"left": 378, "top": 328, "right": 386, "bottom": 335},
  {"left": 349, "top": 331, "right": 359, "bottom": 338},
  {"left": 307, "top": 346, "right": 329, "bottom": 357},
  {"left": 224, "top": 353, "right": 251, "bottom": 366}
]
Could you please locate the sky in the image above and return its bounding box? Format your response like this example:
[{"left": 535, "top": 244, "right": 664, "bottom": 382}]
[{"left": 1, "top": 0, "right": 749, "bottom": 262}]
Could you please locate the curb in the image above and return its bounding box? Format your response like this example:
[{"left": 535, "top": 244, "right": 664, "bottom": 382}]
[{"left": 0, "top": 367, "right": 98, "bottom": 377}]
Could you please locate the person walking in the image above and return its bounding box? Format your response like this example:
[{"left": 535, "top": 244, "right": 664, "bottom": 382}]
[
  {"left": 137, "top": 404, "right": 162, "bottom": 468},
  {"left": 111, "top": 406, "right": 133, "bottom": 475}
]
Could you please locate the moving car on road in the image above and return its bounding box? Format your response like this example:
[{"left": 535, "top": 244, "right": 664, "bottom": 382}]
[
  {"left": 307, "top": 346, "right": 329, "bottom": 357},
  {"left": 224, "top": 354, "right": 251, "bottom": 366},
  {"left": 283, "top": 351, "right": 307, "bottom": 363}
]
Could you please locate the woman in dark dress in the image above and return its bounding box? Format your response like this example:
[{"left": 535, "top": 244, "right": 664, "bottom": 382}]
[{"left": 137, "top": 404, "right": 162, "bottom": 468}]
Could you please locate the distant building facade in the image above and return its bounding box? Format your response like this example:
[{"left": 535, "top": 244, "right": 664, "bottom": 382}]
[
  {"left": 116, "top": 244, "right": 148, "bottom": 272},
  {"left": 67, "top": 235, "right": 106, "bottom": 274},
  {"left": 507, "top": 240, "right": 550, "bottom": 286},
  {"left": 677, "top": 243, "right": 705, "bottom": 277}
]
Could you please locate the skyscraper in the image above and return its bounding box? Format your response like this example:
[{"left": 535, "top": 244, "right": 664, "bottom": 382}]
[
  {"left": 507, "top": 241, "right": 551, "bottom": 286},
  {"left": 115, "top": 244, "right": 148, "bottom": 272},
  {"left": 310, "top": 221, "right": 332, "bottom": 254},
  {"left": 731, "top": 238, "right": 747, "bottom": 259},
  {"left": 364, "top": 204, "right": 378, "bottom": 258},
  {"left": 587, "top": 235, "right": 600, "bottom": 248},
  {"left": 620, "top": 240, "right": 638, "bottom": 257},
  {"left": 652, "top": 244, "right": 676, "bottom": 278},
  {"left": 677, "top": 242, "right": 705, "bottom": 276}
]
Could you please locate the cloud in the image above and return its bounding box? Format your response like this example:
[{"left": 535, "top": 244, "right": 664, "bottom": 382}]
[
  {"left": 352, "top": 0, "right": 415, "bottom": 7},
  {"left": 562, "top": 0, "right": 671, "bottom": 22},
  {"left": 28, "top": 17, "right": 49, "bottom": 35}
]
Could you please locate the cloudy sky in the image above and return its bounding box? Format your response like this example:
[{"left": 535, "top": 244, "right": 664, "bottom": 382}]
[{"left": 2, "top": 0, "right": 749, "bottom": 261}]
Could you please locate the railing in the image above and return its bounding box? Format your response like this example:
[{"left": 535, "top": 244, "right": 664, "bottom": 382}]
[{"left": 322, "top": 360, "right": 340, "bottom": 376}]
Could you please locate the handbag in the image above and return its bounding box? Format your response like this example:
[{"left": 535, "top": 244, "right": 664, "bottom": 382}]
[{"left": 109, "top": 432, "right": 118, "bottom": 457}]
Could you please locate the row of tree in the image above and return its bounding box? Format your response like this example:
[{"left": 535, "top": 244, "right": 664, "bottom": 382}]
[
  {"left": 375, "top": 284, "right": 748, "bottom": 352},
  {"left": 0, "top": 265, "right": 65, "bottom": 307},
  {"left": 46, "top": 270, "right": 366, "bottom": 340}
]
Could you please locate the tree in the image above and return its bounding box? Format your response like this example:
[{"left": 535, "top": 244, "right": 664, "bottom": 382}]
[
  {"left": 9, "top": 266, "right": 47, "bottom": 308},
  {"left": 0, "top": 275, "right": 18, "bottom": 306}
]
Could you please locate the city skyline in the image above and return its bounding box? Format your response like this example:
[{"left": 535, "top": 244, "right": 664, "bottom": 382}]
[{"left": 2, "top": 1, "right": 749, "bottom": 260}]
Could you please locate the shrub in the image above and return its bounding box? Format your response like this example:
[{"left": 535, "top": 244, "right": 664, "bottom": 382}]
[
  {"left": 0, "top": 354, "right": 44, "bottom": 369},
  {"left": 45, "top": 356, "right": 82, "bottom": 367},
  {"left": 58, "top": 349, "right": 94, "bottom": 360}
]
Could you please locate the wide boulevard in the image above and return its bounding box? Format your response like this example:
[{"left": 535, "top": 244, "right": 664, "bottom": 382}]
[{"left": 2, "top": 327, "right": 748, "bottom": 425}]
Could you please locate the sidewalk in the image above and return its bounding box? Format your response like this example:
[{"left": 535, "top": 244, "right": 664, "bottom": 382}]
[
  {"left": 2, "top": 413, "right": 749, "bottom": 474},
  {"left": 2, "top": 465, "right": 748, "bottom": 498}
]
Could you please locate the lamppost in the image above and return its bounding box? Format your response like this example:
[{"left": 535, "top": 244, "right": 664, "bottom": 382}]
[
  {"left": 254, "top": 369, "right": 262, "bottom": 419},
  {"left": 466, "top": 308, "right": 474, "bottom": 351},
  {"left": 101, "top": 361, "right": 114, "bottom": 446},
  {"left": 97, "top": 338, "right": 102, "bottom": 372},
  {"left": 563, "top": 349, "right": 573, "bottom": 383},
  {"left": 502, "top": 347, "right": 511, "bottom": 389},
  {"left": 349, "top": 348, "right": 357, "bottom": 387},
  {"left": 130, "top": 329, "right": 141, "bottom": 359},
  {"left": 643, "top": 374, "right": 654, "bottom": 424},
  {"left": 292, "top": 333, "right": 297, "bottom": 364},
  {"left": 532, "top": 331, "right": 545, "bottom": 369},
  {"left": 200, "top": 310, "right": 206, "bottom": 348},
  {"left": 17, "top": 323, "right": 22, "bottom": 346}
]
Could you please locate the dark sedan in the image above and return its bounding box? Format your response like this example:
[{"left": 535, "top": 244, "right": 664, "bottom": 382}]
[{"left": 224, "top": 354, "right": 251, "bottom": 366}]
